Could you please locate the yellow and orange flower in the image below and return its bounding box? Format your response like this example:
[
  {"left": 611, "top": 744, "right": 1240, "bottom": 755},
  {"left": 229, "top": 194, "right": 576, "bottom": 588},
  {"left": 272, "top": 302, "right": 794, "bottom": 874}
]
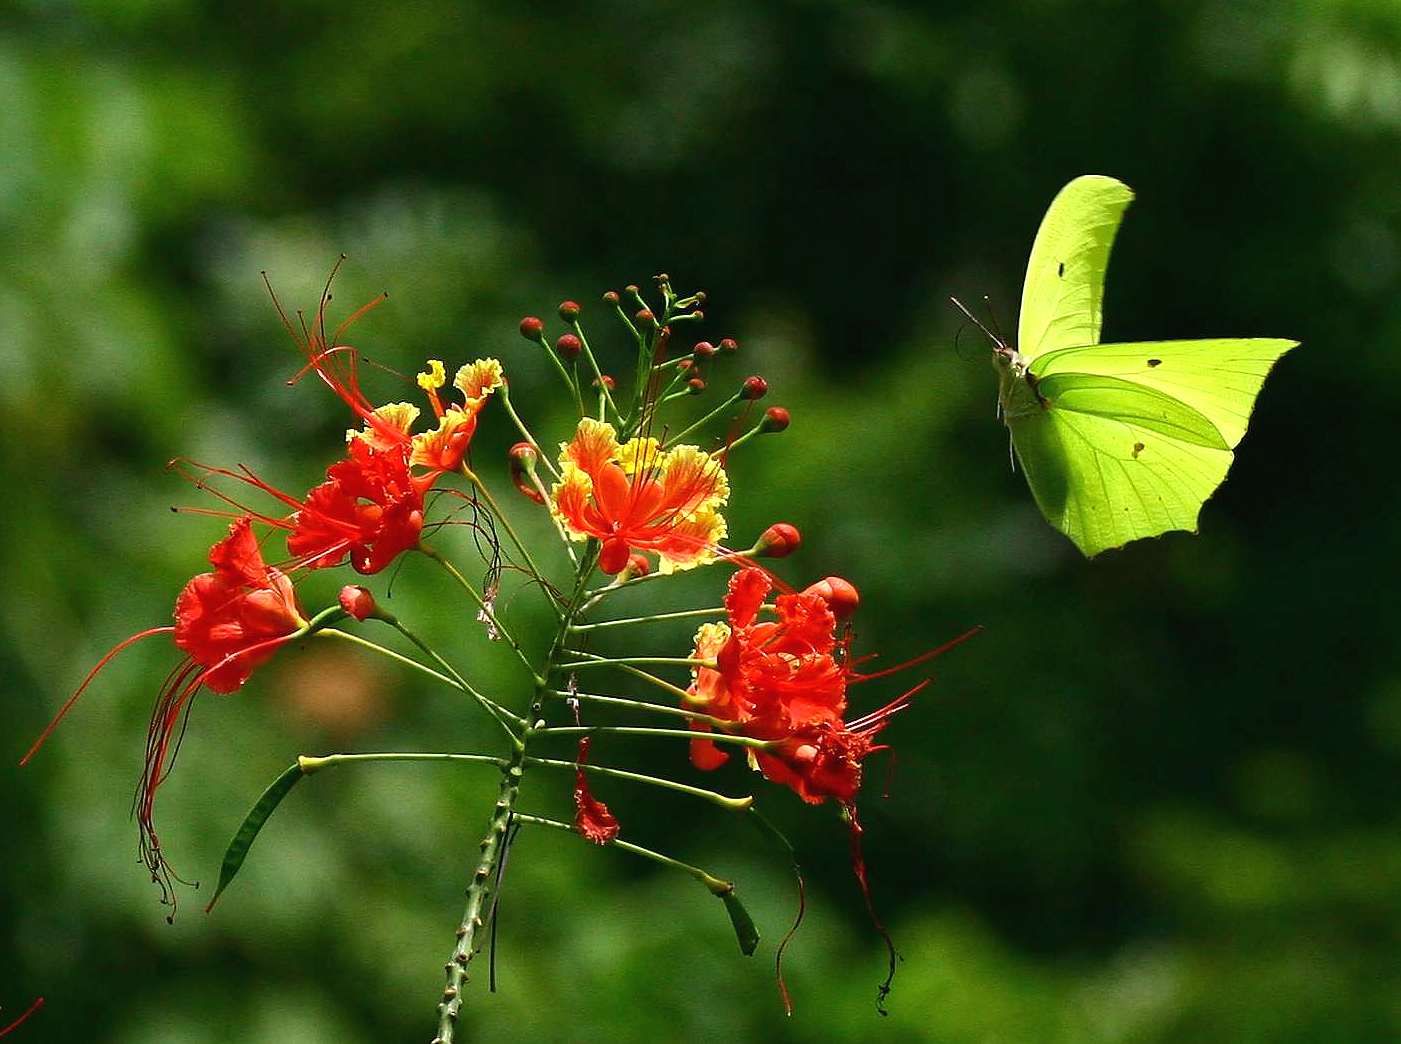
[
  {"left": 346, "top": 357, "right": 504, "bottom": 475},
  {"left": 550, "top": 418, "right": 729, "bottom": 574}
]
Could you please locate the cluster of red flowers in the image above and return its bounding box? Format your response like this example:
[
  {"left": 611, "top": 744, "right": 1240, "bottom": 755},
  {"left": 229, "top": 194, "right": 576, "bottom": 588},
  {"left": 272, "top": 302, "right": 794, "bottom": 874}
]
[
  {"left": 25, "top": 284, "right": 504, "bottom": 912},
  {"left": 684, "top": 567, "right": 915, "bottom": 806}
]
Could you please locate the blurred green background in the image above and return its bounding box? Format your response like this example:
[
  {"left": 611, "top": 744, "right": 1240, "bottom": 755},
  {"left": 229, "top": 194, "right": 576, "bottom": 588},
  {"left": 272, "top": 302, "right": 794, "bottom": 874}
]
[{"left": 3, "top": 1, "right": 1397, "bottom": 1041}]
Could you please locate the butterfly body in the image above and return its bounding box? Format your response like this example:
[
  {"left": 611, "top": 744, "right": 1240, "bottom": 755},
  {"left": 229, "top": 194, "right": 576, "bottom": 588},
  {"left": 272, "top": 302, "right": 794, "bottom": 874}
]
[{"left": 994, "top": 175, "right": 1297, "bottom": 557}]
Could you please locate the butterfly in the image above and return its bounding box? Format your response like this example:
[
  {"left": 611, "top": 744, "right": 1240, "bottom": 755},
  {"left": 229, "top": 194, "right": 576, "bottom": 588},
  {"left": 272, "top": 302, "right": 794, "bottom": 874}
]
[{"left": 960, "top": 174, "right": 1297, "bottom": 557}]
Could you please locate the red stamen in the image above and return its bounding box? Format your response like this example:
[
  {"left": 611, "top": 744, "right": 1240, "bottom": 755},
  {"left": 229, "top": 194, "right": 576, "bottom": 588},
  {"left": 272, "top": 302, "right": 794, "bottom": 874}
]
[
  {"left": 850, "top": 625, "right": 984, "bottom": 684},
  {"left": 0, "top": 997, "right": 44, "bottom": 1038},
  {"left": 20, "top": 627, "right": 175, "bottom": 767}
]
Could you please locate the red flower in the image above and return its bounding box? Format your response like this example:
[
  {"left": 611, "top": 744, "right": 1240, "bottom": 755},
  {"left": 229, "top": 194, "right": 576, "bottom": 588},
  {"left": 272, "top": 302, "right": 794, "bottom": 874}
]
[
  {"left": 684, "top": 569, "right": 848, "bottom": 776},
  {"left": 23, "top": 517, "right": 307, "bottom": 916},
  {"left": 550, "top": 419, "right": 729, "bottom": 574},
  {"left": 286, "top": 438, "right": 426, "bottom": 574},
  {"left": 572, "top": 737, "right": 620, "bottom": 844}
]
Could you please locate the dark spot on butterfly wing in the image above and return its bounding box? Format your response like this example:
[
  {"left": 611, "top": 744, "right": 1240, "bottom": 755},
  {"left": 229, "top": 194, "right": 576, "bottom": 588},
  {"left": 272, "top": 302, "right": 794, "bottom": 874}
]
[
  {"left": 1132, "top": 442, "right": 1145, "bottom": 458},
  {"left": 1057, "top": 261, "right": 1065, "bottom": 277},
  {"left": 1146, "top": 358, "right": 1162, "bottom": 367}
]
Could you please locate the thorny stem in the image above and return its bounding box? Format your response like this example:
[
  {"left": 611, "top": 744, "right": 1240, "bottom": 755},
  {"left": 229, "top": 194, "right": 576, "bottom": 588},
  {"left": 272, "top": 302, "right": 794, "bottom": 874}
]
[
  {"left": 514, "top": 813, "right": 734, "bottom": 895},
  {"left": 435, "top": 548, "right": 598, "bottom": 1043}
]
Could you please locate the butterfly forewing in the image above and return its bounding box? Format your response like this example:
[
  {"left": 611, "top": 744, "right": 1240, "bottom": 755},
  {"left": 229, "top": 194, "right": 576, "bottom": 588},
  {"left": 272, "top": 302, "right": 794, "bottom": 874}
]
[{"left": 1018, "top": 175, "right": 1135, "bottom": 361}]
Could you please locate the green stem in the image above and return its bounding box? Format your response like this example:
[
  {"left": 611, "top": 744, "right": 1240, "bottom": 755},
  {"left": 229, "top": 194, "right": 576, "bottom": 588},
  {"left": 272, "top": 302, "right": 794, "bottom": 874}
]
[
  {"left": 524, "top": 756, "right": 752, "bottom": 811},
  {"left": 298, "top": 752, "right": 507, "bottom": 773},
  {"left": 538, "top": 725, "right": 771, "bottom": 751},
  {"left": 383, "top": 618, "right": 525, "bottom": 741},
  {"left": 571, "top": 319, "right": 619, "bottom": 422},
  {"left": 514, "top": 813, "right": 733, "bottom": 894},
  {"left": 435, "top": 546, "right": 598, "bottom": 1042},
  {"left": 568, "top": 605, "right": 770, "bottom": 631},
  {"left": 557, "top": 656, "right": 713, "bottom": 671},
  {"left": 497, "top": 383, "right": 560, "bottom": 478},
  {"left": 420, "top": 544, "right": 542, "bottom": 681},
  {"left": 455, "top": 467, "right": 559, "bottom": 618},
  {"left": 664, "top": 391, "right": 743, "bottom": 448},
  {"left": 546, "top": 688, "right": 731, "bottom": 729}
]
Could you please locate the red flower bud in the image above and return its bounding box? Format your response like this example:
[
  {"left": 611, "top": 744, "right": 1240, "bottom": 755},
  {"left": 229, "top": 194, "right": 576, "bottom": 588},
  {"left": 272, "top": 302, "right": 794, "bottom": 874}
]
[
  {"left": 508, "top": 442, "right": 544, "bottom": 504},
  {"left": 754, "top": 522, "right": 801, "bottom": 559},
  {"left": 623, "top": 552, "right": 651, "bottom": 578},
  {"left": 555, "top": 333, "right": 582, "bottom": 362},
  {"left": 558, "top": 300, "right": 581, "bottom": 321},
  {"left": 636, "top": 308, "right": 654, "bottom": 325},
  {"left": 603, "top": 290, "right": 620, "bottom": 305},
  {"left": 803, "top": 576, "right": 860, "bottom": 621},
  {"left": 693, "top": 340, "right": 717, "bottom": 358},
  {"left": 687, "top": 377, "right": 706, "bottom": 394},
  {"left": 599, "top": 536, "right": 632, "bottom": 575},
  {"left": 593, "top": 374, "right": 616, "bottom": 391},
  {"left": 720, "top": 337, "right": 738, "bottom": 352},
  {"left": 741, "top": 375, "right": 768, "bottom": 400},
  {"left": 519, "top": 316, "right": 544, "bottom": 341},
  {"left": 677, "top": 358, "right": 694, "bottom": 372},
  {"left": 761, "top": 406, "right": 791, "bottom": 433},
  {"left": 338, "top": 585, "right": 378, "bottom": 621}
]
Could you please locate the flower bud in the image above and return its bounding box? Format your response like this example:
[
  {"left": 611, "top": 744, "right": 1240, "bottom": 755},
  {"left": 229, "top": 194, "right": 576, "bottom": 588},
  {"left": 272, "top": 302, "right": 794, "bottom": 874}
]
[
  {"left": 687, "top": 377, "right": 706, "bottom": 394},
  {"left": 555, "top": 333, "right": 582, "bottom": 362},
  {"left": 741, "top": 375, "right": 768, "bottom": 400},
  {"left": 599, "top": 536, "right": 632, "bottom": 575},
  {"left": 558, "top": 300, "right": 581, "bottom": 322},
  {"left": 603, "top": 290, "right": 620, "bottom": 305},
  {"left": 720, "top": 337, "right": 738, "bottom": 352},
  {"left": 624, "top": 284, "right": 640, "bottom": 295},
  {"left": 692, "top": 340, "right": 717, "bottom": 359},
  {"left": 338, "top": 585, "right": 378, "bottom": 621},
  {"left": 753, "top": 522, "right": 801, "bottom": 559},
  {"left": 677, "top": 358, "right": 694, "bottom": 372},
  {"left": 803, "top": 576, "right": 860, "bottom": 621},
  {"left": 761, "top": 406, "right": 791, "bottom": 433},
  {"left": 593, "top": 374, "right": 616, "bottom": 391},
  {"left": 694, "top": 291, "right": 707, "bottom": 305},
  {"left": 519, "top": 316, "right": 544, "bottom": 342},
  {"left": 508, "top": 442, "right": 545, "bottom": 504},
  {"left": 622, "top": 552, "right": 651, "bottom": 579},
  {"left": 636, "top": 308, "right": 654, "bottom": 325}
]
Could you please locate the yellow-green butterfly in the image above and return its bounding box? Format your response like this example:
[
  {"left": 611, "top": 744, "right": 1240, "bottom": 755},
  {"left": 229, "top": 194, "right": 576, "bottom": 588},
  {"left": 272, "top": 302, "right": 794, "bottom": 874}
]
[{"left": 965, "top": 175, "right": 1297, "bottom": 557}]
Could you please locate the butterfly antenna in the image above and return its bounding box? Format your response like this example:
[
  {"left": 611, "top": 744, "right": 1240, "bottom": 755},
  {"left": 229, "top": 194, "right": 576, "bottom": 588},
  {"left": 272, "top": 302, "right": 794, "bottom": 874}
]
[
  {"left": 948, "top": 296, "right": 1006, "bottom": 351},
  {"left": 1007, "top": 429, "right": 1016, "bottom": 473},
  {"left": 982, "top": 295, "right": 1009, "bottom": 347}
]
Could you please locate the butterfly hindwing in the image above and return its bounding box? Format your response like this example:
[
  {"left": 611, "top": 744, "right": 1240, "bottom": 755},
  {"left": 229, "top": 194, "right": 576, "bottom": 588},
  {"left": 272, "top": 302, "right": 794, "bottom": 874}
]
[{"left": 1009, "top": 397, "right": 1233, "bottom": 557}]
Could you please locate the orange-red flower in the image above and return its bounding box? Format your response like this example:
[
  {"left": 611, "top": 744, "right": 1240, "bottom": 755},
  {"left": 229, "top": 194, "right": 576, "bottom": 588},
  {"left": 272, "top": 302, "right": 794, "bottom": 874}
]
[
  {"left": 286, "top": 438, "right": 426, "bottom": 574},
  {"left": 572, "top": 737, "right": 620, "bottom": 844},
  {"left": 684, "top": 569, "right": 849, "bottom": 780},
  {"left": 23, "top": 517, "right": 307, "bottom": 915},
  {"left": 550, "top": 418, "right": 729, "bottom": 574}
]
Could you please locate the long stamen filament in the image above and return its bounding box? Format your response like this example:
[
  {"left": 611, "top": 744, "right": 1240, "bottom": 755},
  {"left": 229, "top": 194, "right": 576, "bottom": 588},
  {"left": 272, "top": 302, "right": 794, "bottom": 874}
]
[
  {"left": 513, "top": 813, "right": 733, "bottom": 895},
  {"left": 545, "top": 688, "right": 731, "bottom": 729}
]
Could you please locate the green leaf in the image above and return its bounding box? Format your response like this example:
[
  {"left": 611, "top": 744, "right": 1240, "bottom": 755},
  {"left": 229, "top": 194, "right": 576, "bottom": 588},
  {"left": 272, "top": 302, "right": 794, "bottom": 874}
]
[
  {"left": 718, "top": 888, "right": 760, "bottom": 956},
  {"left": 204, "top": 762, "right": 305, "bottom": 914}
]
